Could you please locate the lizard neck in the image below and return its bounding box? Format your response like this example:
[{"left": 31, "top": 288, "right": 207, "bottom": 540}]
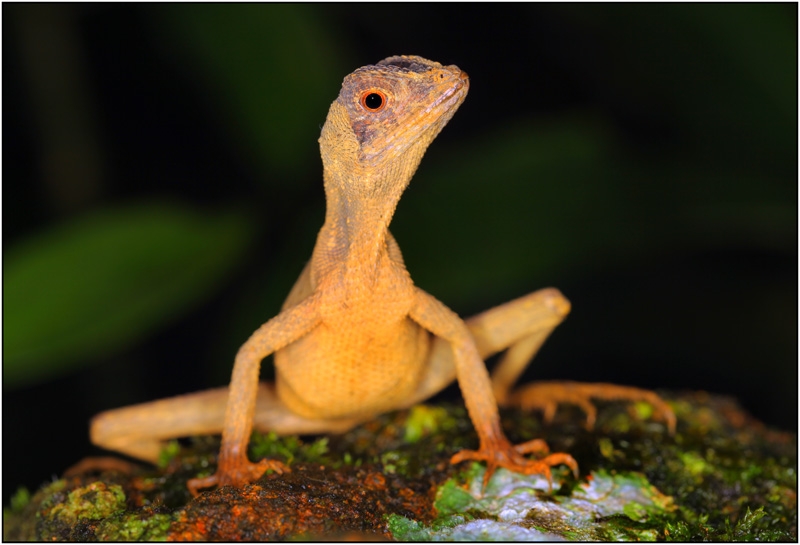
[
  {"left": 311, "top": 79, "right": 449, "bottom": 291},
  {"left": 316, "top": 161, "right": 411, "bottom": 289}
]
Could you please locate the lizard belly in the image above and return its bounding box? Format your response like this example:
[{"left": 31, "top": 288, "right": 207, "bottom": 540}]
[{"left": 274, "top": 315, "right": 430, "bottom": 420}]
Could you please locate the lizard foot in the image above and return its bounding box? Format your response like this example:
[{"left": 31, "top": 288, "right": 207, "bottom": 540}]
[
  {"left": 63, "top": 456, "right": 140, "bottom": 477},
  {"left": 451, "top": 437, "right": 578, "bottom": 491},
  {"left": 507, "top": 380, "right": 676, "bottom": 434},
  {"left": 187, "top": 457, "right": 289, "bottom": 497}
]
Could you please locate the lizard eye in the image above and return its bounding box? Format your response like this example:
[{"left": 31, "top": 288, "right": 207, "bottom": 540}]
[{"left": 360, "top": 90, "right": 386, "bottom": 112}]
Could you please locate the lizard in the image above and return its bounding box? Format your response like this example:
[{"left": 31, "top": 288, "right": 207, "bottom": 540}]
[{"left": 90, "top": 55, "right": 675, "bottom": 496}]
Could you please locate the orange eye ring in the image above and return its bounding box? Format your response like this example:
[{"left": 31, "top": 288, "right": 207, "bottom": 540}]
[{"left": 360, "top": 90, "right": 387, "bottom": 112}]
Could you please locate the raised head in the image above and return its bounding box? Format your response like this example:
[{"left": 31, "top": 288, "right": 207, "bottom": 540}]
[{"left": 319, "top": 55, "right": 469, "bottom": 201}]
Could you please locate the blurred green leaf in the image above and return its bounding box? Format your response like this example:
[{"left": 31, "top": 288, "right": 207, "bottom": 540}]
[
  {"left": 3, "top": 203, "right": 253, "bottom": 388},
  {"left": 155, "top": 4, "right": 348, "bottom": 183}
]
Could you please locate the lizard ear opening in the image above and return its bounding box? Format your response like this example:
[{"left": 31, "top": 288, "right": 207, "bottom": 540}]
[{"left": 360, "top": 90, "right": 387, "bottom": 112}]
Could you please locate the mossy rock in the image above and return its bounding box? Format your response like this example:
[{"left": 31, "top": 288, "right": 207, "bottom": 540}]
[{"left": 4, "top": 391, "right": 796, "bottom": 540}]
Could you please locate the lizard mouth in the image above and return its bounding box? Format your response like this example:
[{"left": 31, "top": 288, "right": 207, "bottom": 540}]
[
  {"left": 388, "top": 71, "right": 468, "bottom": 155},
  {"left": 427, "top": 70, "right": 469, "bottom": 114}
]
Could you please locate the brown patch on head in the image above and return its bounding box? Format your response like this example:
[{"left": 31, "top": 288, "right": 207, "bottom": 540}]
[
  {"left": 335, "top": 55, "right": 469, "bottom": 164},
  {"left": 378, "top": 56, "right": 437, "bottom": 73}
]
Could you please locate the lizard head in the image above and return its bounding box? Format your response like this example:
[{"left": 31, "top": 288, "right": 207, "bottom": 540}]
[{"left": 319, "top": 55, "right": 469, "bottom": 198}]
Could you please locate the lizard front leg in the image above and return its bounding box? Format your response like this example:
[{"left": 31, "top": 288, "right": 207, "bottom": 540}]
[
  {"left": 92, "top": 293, "right": 326, "bottom": 495},
  {"left": 185, "top": 293, "right": 323, "bottom": 495},
  {"left": 409, "top": 288, "right": 578, "bottom": 489}
]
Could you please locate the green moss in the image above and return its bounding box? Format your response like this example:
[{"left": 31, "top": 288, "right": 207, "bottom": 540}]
[
  {"left": 679, "top": 451, "right": 712, "bottom": 478},
  {"left": 340, "top": 451, "right": 363, "bottom": 467},
  {"left": 2, "top": 487, "right": 34, "bottom": 540},
  {"left": 47, "top": 482, "right": 126, "bottom": 522},
  {"left": 726, "top": 506, "right": 766, "bottom": 540},
  {"left": 434, "top": 475, "right": 478, "bottom": 515},
  {"left": 385, "top": 514, "right": 432, "bottom": 541},
  {"left": 36, "top": 481, "right": 126, "bottom": 541},
  {"left": 403, "top": 404, "right": 454, "bottom": 443},
  {"left": 95, "top": 512, "right": 174, "bottom": 541},
  {"left": 379, "top": 450, "right": 407, "bottom": 475},
  {"left": 594, "top": 515, "right": 660, "bottom": 541},
  {"left": 157, "top": 439, "right": 181, "bottom": 468},
  {"left": 386, "top": 511, "right": 469, "bottom": 541},
  {"left": 250, "top": 431, "right": 298, "bottom": 464},
  {"left": 249, "top": 431, "right": 330, "bottom": 466},
  {"left": 304, "top": 436, "right": 330, "bottom": 461},
  {"left": 664, "top": 519, "right": 694, "bottom": 541},
  {"left": 598, "top": 437, "right": 624, "bottom": 461},
  {"left": 8, "top": 487, "right": 30, "bottom": 513},
  {"left": 632, "top": 400, "right": 656, "bottom": 421}
]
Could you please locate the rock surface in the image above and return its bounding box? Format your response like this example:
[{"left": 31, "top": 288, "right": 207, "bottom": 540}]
[{"left": 4, "top": 391, "right": 796, "bottom": 541}]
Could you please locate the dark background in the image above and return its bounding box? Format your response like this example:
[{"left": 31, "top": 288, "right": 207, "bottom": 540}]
[{"left": 4, "top": 4, "right": 796, "bottom": 505}]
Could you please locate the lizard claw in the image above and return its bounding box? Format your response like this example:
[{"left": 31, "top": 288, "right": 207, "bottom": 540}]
[
  {"left": 451, "top": 438, "right": 578, "bottom": 492},
  {"left": 187, "top": 457, "right": 289, "bottom": 497}
]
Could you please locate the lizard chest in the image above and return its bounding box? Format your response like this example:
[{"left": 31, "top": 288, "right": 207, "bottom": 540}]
[{"left": 274, "top": 260, "right": 430, "bottom": 420}]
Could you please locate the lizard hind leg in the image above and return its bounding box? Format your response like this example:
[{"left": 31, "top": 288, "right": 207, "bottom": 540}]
[
  {"left": 90, "top": 386, "right": 232, "bottom": 464},
  {"left": 508, "top": 381, "right": 677, "bottom": 434},
  {"left": 468, "top": 287, "right": 675, "bottom": 434}
]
